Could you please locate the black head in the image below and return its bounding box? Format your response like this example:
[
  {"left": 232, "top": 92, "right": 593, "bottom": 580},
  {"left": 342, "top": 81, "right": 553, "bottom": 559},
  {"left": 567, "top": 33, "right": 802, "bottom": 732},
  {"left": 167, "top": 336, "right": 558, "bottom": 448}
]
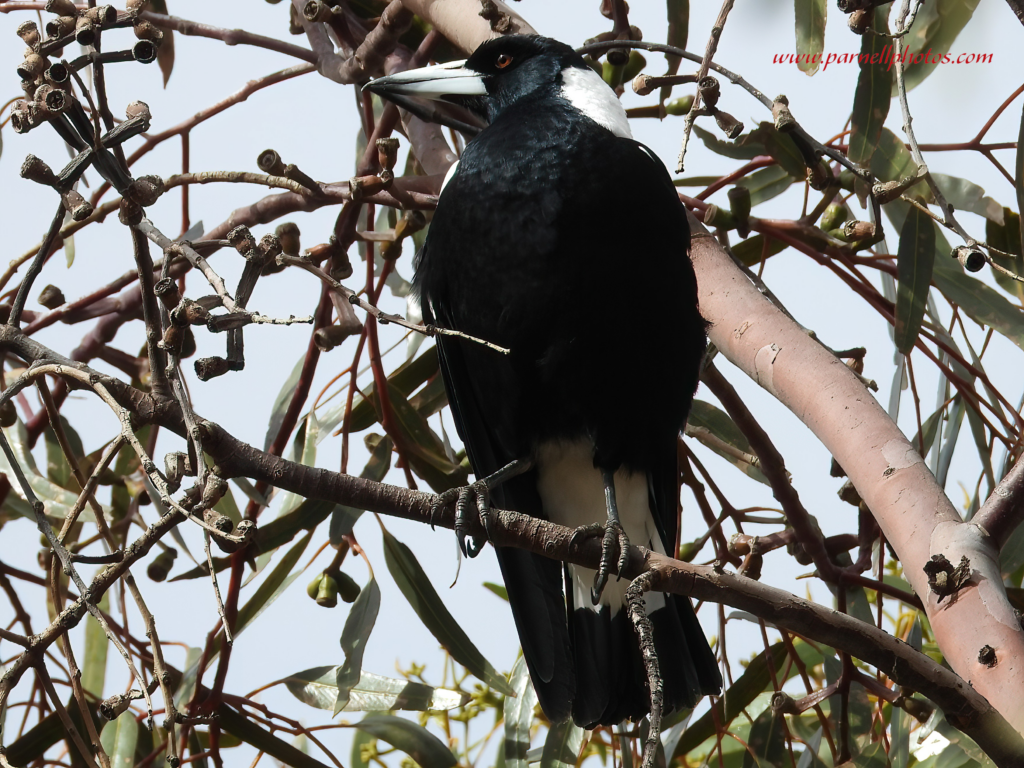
[{"left": 364, "top": 35, "right": 593, "bottom": 123}]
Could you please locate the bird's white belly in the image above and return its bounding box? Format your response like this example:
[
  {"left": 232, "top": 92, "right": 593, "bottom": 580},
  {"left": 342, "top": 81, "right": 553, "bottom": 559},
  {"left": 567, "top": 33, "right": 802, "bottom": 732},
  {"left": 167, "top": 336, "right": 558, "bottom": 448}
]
[{"left": 534, "top": 439, "right": 666, "bottom": 616}]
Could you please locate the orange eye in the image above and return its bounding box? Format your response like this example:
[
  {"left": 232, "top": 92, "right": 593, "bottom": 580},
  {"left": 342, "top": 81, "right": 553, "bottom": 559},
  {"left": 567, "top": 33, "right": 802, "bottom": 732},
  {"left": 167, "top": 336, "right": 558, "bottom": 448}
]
[{"left": 495, "top": 53, "right": 513, "bottom": 69}]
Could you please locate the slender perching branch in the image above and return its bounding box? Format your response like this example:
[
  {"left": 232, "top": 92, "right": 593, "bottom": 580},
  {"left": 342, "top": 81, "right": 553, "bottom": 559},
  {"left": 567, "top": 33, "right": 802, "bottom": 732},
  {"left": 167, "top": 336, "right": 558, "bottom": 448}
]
[{"left": 675, "top": 0, "right": 736, "bottom": 173}]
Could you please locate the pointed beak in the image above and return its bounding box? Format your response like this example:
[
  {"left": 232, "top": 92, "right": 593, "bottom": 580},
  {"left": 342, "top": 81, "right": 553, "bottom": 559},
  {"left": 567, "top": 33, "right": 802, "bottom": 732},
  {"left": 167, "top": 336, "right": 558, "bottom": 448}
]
[{"left": 363, "top": 60, "right": 487, "bottom": 102}]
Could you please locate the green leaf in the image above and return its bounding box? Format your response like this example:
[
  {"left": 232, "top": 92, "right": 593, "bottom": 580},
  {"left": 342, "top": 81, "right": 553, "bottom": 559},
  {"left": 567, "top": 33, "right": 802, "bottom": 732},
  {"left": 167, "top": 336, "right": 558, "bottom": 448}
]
[
  {"left": 854, "top": 741, "right": 889, "bottom": 767},
  {"left": 331, "top": 435, "right": 392, "bottom": 544},
  {"left": 384, "top": 383, "right": 469, "bottom": 492},
  {"left": 928, "top": 174, "right": 1002, "bottom": 223},
  {"left": 674, "top": 640, "right": 821, "bottom": 759},
  {"left": 731, "top": 234, "right": 788, "bottom": 267},
  {"left": 265, "top": 353, "right": 305, "bottom": 452},
  {"left": 894, "top": 205, "right": 936, "bottom": 353},
  {"left": 277, "top": 412, "right": 319, "bottom": 517},
  {"left": 742, "top": 707, "right": 786, "bottom": 768},
  {"left": 217, "top": 705, "right": 332, "bottom": 768},
  {"left": 871, "top": 128, "right": 919, "bottom": 184},
  {"left": 335, "top": 577, "right": 382, "bottom": 714},
  {"left": 686, "top": 399, "right": 770, "bottom": 485},
  {"left": 381, "top": 525, "right": 515, "bottom": 695},
  {"left": 173, "top": 647, "right": 202, "bottom": 708},
  {"left": 483, "top": 581, "right": 508, "bottom": 601},
  {"left": 503, "top": 655, "right": 538, "bottom": 768},
  {"left": 540, "top": 719, "right": 583, "bottom": 768},
  {"left": 351, "top": 727, "right": 375, "bottom": 768},
  {"left": 666, "top": 0, "right": 689, "bottom": 62},
  {"left": 285, "top": 666, "right": 469, "bottom": 712},
  {"left": 233, "top": 531, "right": 312, "bottom": 640},
  {"left": 744, "top": 123, "right": 806, "bottom": 179},
  {"left": 848, "top": 7, "right": 892, "bottom": 164},
  {"left": 328, "top": 348, "right": 439, "bottom": 436},
  {"left": 100, "top": 711, "right": 138, "bottom": 768},
  {"left": 81, "top": 592, "right": 109, "bottom": 698},
  {"left": 736, "top": 166, "right": 794, "bottom": 208},
  {"left": 354, "top": 714, "right": 457, "bottom": 768},
  {"left": 824, "top": 655, "right": 872, "bottom": 741},
  {"left": 986, "top": 208, "right": 1024, "bottom": 302},
  {"left": 899, "top": 0, "right": 981, "bottom": 93},
  {"left": 794, "top": 0, "right": 826, "bottom": 75},
  {"left": 172, "top": 498, "right": 334, "bottom": 581},
  {"left": 693, "top": 125, "right": 764, "bottom": 161}
]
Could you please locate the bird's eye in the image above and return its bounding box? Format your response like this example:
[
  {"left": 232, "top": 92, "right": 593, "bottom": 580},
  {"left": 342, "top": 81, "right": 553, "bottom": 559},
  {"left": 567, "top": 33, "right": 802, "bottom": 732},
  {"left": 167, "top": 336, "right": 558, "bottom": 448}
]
[{"left": 495, "top": 53, "right": 513, "bottom": 69}]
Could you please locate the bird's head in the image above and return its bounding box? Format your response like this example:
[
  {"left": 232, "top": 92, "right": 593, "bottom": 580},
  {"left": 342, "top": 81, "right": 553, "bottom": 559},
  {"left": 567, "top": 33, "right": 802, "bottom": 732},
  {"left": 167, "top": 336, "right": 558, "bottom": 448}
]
[{"left": 364, "top": 35, "right": 630, "bottom": 136}]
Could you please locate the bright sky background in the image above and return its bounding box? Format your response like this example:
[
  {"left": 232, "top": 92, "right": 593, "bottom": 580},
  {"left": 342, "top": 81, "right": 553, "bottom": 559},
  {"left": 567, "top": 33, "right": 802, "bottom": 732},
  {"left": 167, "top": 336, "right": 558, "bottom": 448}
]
[{"left": 0, "top": 1, "right": 1021, "bottom": 765}]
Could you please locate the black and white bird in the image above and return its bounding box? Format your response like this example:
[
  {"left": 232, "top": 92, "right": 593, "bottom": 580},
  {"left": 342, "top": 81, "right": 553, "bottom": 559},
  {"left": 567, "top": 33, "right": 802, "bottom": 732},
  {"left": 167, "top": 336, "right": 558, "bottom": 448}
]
[{"left": 366, "top": 35, "right": 720, "bottom": 728}]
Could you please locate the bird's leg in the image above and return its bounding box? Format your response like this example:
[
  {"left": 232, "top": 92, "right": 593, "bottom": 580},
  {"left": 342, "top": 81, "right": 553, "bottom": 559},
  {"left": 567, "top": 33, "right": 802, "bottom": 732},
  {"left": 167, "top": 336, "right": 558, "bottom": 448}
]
[
  {"left": 569, "top": 468, "right": 631, "bottom": 603},
  {"left": 625, "top": 570, "right": 663, "bottom": 768},
  {"left": 429, "top": 458, "right": 534, "bottom": 558}
]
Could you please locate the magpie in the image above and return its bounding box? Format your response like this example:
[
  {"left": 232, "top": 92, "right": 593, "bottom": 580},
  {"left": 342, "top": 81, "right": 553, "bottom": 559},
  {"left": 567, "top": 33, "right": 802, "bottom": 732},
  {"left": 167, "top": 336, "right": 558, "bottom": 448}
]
[{"left": 365, "top": 35, "right": 720, "bottom": 728}]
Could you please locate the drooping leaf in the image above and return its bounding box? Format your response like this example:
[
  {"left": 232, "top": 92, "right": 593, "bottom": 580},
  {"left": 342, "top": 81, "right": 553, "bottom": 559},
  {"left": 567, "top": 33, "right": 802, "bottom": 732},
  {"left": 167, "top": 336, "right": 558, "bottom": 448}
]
[
  {"left": 693, "top": 124, "right": 764, "bottom": 161},
  {"left": 331, "top": 435, "right": 392, "bottom": 544},
  {"left": 217, "top": 705, "right": 332, "bottom": 768},
  {"left": 686, "top": 399, "right": 770, "bottom": 485},
  {"left": 985, "top": 208, "right": 1024, "bottom": 302},
  {"left": 794, "top": 0, "right": 826, "bottom": 75},
  {"left": 824, "top": 655, "right": 872, "bottom": 742},
  {"left": 382, "top": 383, "right": 469, "bottom": 492},
  {"left": 927, "top": 174, "right": 1002, "bottom": 223},
  {"left": 503, "top": 655, "right": 538, "bottom": 768},
  {"left": 736, "top": 166, "right": 794, "bottom": 208},
  {"left": 674, "top": 642, "right": 813, "bottom": 759},
  {"left": 483, "top": 581, "right": 508, "bottom": 601},
  {"left": 855, "top": 741, "right": 890, "bottom": 767},
  {"left": 381, "top": 525, "right": 515, "bottom": 695},
  {"left": 351, "top": 727, "right": 375, "bottom": 768},
  {"left": 894, "top": 205, "right": 936, "bottom": 353},
  {"left": 264, "top": 353, "right": 306, "bottom": 452},
  {"left": 354, "top": 714, "right": 457, "bottom": 768},
  {"left": 285, "top": 666, "right": 468, "bottom": 712},
  {"left": 871, "top": 128, "right": 919, "bottom": 183},
  {"left": 81, "top": 592, "right": 110, "bottom": 699},
  {"left": 731, "top": 234, "right": 788, "bottom": 267},
  {"left": 665, "top": 0, "right": 689, "bottom": 69},
  {"left": 744, "top": 123, "right": 807, "bottom": 178},
  {"left": 848, "top": 7, "right": 891, "bottom": 164},
  {"left": 742, "top": 707, "right": 786, "bottom": 768},
  {"left": 276, "top": 412, "right": 319, "bottom": 517},
  {"left": 173, "top": 647, "right": 202, "bottom": 708},
  {"left": 540, "top": 719, "right": 583, "bottom": 768},
  {"left": 899, "top": 0, "right": 981, "bottom": 92},
  {"left": 148, "top": 0, "right": 175, "bottom": 86},
  {"left": 335, "top": 577, "right": 382, "bottom": 714},
  {"left": 100, "top": 711, "right": 138, "bottom": 768},
  {"left": 325, "top": 348, "right": 439, "bottom": 437}
]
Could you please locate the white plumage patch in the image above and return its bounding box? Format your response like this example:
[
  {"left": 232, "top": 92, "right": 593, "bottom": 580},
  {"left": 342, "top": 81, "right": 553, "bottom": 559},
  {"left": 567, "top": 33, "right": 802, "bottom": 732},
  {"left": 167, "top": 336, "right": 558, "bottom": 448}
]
[
  {"left": 440, "top": 160, "right": 459, "bottom": 193},
  {"left": 535, "top": 439, "right": 665, "bottom": 616},
  {"left": 558, "top": 67, "right": 632, "bottom": 139}
]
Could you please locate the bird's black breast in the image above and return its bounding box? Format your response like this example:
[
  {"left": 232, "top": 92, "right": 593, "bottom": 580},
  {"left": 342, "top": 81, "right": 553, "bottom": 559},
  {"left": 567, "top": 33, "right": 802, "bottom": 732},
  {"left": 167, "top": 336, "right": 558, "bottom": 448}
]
[{"left": 417, "top": 95, "right": 704, "bottom": 473}]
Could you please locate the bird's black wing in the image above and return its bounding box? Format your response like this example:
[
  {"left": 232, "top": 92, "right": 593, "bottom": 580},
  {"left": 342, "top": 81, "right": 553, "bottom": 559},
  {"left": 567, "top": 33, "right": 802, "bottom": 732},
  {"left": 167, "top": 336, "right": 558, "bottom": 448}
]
[{"left": 422, "top": 272, "right": 576, "bottom": 723}]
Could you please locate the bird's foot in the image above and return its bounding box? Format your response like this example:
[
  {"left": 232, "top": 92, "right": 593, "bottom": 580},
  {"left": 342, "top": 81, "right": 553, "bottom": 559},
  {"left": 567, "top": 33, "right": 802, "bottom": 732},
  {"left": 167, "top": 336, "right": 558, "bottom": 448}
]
[
  {"left": 569, "top": 517, "right": 631, "bottom": 604},
  {"left": 429, "top": 458, "right": 533, "bottom": 558}
]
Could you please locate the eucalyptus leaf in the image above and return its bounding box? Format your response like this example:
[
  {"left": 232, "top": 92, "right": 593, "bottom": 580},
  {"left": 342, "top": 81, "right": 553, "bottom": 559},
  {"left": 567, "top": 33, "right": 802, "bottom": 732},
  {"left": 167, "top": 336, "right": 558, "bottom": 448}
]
[
  {"left": 794, "top": 0, "right": 826, "bottom": 75},
  {"left": 381, "top": 525, "right": 515, "bottom": 695},
  {"left": 354, "top": 714, "right": 457, "bottom": 768},
  {"left": 285, "top": 666, "right": 468, "bottom": 712},
  {"left": 540, "top": 719, "right": 583, "bottom": 768},
  {"left": 335, "top": 577, "right": 382, "bottom": 714},
  {"left": 894, "top": 206, "right": 936, "bottom": 353},
  {"left": 848, "top": 6, "right": 891, "bottom": 164},
  {"left": 100, "top": 711, "right": 138, "bottom": 768},
  {"left": 503, "top": 656, "right": 537, "bottom": 768},
  {"left": 899, "top": 0, "right": 981, "bottom": 93}
]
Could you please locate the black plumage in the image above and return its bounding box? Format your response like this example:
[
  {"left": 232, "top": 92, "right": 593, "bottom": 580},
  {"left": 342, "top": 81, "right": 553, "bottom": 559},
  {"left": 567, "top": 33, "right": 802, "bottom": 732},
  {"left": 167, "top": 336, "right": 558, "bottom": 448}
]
[{"left": 366, "top": 35, "right": 720, "bottom": 727}]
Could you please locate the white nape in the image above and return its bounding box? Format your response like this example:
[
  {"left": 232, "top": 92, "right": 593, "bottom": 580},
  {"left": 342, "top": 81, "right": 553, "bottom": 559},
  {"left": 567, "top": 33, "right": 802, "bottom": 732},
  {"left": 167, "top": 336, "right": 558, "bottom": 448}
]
[
  {"left": 558, "top": 67, "right": 633, "bottom": 139},
  {"left": 439, "top": 160, "right": 460, "bottom": 194},
  {"left": 534, "top": 439, "right": 665, "bottom": 616}
]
